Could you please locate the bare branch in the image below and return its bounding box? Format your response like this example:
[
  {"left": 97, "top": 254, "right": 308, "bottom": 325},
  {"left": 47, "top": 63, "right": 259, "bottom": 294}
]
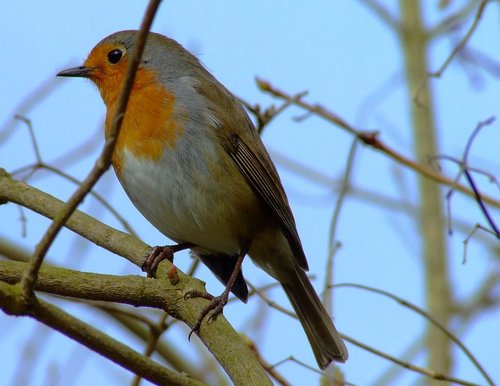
[
  {"left": 0, "top": 172, "right": 273, "bottom": 385},
  {"left": 414, "top": 0, "right": 490, "bottom": 105},
  {"left": 258, "top": 79, "right": 500, "bottom": 209},
  {"left": 323, "top": 138, "right": 359, "bottom": 311},
  {"left": 0, "top": 280, "right": 206, "bottom": 386},
  {"left": 19, "top": 0, "right": 163, "bottom": 299},
  {"left": 428, "top": 0, "right": 483, "bottom": 37},
  {"left": 335, "top": 283, "right": 494, "bottom": 386}
]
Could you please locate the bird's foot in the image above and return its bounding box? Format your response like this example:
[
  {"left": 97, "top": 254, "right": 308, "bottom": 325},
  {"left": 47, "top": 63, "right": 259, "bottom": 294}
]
[
  {"left": 142, "top": 243, "right": 193, "bottom": 278},
  {"left": 186, "top": 289, "right": 229, "bottom": 340}
]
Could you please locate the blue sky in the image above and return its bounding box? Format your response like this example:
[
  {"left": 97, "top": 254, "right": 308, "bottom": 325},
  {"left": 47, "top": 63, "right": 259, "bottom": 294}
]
[{"left": 1, "top": 1, "right": 499, "bottom": 385}]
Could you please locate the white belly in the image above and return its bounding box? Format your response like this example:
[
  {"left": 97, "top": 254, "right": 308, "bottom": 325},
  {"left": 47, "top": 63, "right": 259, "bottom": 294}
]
[{"left": 117, "top": 138, "right": 261, "bottom": 255}]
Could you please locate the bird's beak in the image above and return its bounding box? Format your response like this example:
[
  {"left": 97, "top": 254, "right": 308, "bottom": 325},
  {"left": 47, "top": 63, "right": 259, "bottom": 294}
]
[{"left": 57, "top": 66, "right": 93, "bottom": 78}]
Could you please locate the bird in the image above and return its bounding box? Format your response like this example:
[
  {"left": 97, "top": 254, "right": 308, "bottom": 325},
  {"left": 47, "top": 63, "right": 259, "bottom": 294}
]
[{"left": 57, "top": 30, "right": 348, "bottom": 369}]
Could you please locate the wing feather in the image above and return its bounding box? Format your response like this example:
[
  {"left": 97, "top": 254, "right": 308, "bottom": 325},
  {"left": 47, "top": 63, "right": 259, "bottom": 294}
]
[
  {"left": 196, "top": 74, "right": 308, "bottom": 269},
  {"left": 227, "top": 132, "right": 308, "bottom": 270}
]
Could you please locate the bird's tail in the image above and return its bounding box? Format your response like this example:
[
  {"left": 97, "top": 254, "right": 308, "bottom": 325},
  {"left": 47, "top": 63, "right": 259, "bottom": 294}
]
[{"left": 281, "top": 266, "right": 348, "bottom": 369}]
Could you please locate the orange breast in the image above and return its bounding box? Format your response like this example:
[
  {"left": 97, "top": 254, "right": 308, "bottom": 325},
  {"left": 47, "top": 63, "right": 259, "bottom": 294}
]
[{"left": 105, "top": 68, "right": 184, "bottom": 176}]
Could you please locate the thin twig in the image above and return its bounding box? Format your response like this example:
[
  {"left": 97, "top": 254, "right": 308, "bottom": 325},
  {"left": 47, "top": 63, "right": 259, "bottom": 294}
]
[
  {"left": 437, "top": 117, "right": 499, "bottom": 238},
  {"left": 96, "top": 303, "right": 159, "bottom": 330},
  {"left": 131, "top": 312, "right": 170, "bottom": 386},
  {"left": 464, "top": 170, "right": 499, "bottom": 237},
  {"left": 247, "top": 281, "right": 295, "bottom": 318},
  {"left": 461, "top": 117, "right": 499, "bottom": 237},
  {"left": 271, "top": 357, "right": 354, "bottom": 386},
  {"left": 430, "top": 0, "right": 489, "bottom": 79},
  {"left": 464, "top": 46, "right": 500, "bottom": 78},
  {"left": 257, "top": 79, "right": 500, "bottom": 209},
  {"left": 462, "top": 223, "right": 498, "bottom": 263},
  {"left": 10, "top": 162, "right": 138, "bottom": 237},
  {"left": 240, "top": 91, "right": 306, "bottom": 134},
  {"left": 341, "top": 334, "right": 481, "bottom": 386},
  {"left": 372, "top": 334, "right": 424, "bottom": 386},
  {"left": 246, "top": 338, "right": 292, "bottom": 386},
  {"left": 19, "top": 0, "right": 162, "bottom": 298},
  {"left": 25, "top": 163, "right": 137, "bottom": 236},
  {"left": 414, "top": 0, "right": 490, "bottom": 105},
  {"left": 0, "top": 78, "right": 61, "bottom": 143},
  {"left": 251, "top": 278, "right": 486, "bottom": 385},
  {"left": 14, "top": 116, "right": 42, "bottom": 162},
  {"left": 433, "top": 154, "right": 500, "bottom": 181},
  {"left": 335, "top": 283, "right": 494, "bottom": 386},
  {"left": 428, "top": 0, "right": 483, "bottom": 37},
  {"left": 323, "top": 138, "right": 359, "bottom": 311}
]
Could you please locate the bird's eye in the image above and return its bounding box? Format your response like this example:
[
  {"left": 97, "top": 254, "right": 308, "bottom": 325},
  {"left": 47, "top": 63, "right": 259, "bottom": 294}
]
[{"left": 107, "top": 49, "right": 123, "bottom": 64}]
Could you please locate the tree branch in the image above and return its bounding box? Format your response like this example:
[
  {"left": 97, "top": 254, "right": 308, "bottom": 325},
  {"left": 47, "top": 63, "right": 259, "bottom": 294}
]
[
  {"left": 0, "top": 169, "right": 272, "bottom": 386},
  {"left": 257, "top": 79, "right": 500, "bottom": 209},
  {"left": 0, "top": 280, "right": 205, "bottom": 386},
  {"left": 20, "top": 0, "right": 162, "bottom": 298}
]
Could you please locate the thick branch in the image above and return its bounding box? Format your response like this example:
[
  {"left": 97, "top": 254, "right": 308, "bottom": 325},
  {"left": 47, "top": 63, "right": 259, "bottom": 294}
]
[
  {"left": 0, "top": 169, "right": 272, "bottom": 386},
  {"left": 0, "top": 280, "right": 204, "bottom": 386},
  {"left": 400, "top": 0, "right": 452, "bottom": 380}
]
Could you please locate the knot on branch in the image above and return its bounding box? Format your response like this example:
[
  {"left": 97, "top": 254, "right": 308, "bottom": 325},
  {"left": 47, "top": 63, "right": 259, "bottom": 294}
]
[
  {"left": 0, "top": 282, "right": 37, "bottom": 316},
  {"left": 358, "top": 131, "right": 381, "bottom": 148}
]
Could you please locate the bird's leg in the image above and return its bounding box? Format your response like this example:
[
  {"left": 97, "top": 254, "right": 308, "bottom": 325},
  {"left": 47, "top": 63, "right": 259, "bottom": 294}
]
[
  {"left": 142, "top": 243, "right": 194, "bottom": 278},
  {"left": 187, "top": 248, "right": 248, "bottom": 338}
]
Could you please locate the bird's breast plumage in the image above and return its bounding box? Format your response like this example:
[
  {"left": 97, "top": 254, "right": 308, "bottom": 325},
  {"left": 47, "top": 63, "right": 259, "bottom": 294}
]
[{"left": 110, "top": 76, "right": 264, "bottom": 255}]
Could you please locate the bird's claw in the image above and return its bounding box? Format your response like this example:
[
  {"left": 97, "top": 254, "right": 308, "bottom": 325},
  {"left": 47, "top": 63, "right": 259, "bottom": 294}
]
[
  {"left": 184, "top": 289, "right": 213, "bottom": 301},
  {"left": 187, "top": 292, "right": 228, "bottom": 340},
  {"left": 141, "top": 245, "right": 175, "bottom": 278}
]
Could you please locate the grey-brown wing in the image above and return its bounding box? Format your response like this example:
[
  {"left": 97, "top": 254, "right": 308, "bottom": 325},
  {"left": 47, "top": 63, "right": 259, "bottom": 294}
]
[
  {"left": 225, "top": 131, "right": 308, "bottom": 270},
  {"left": 196, "top": 72, "right": 307, "bottom": 269}
]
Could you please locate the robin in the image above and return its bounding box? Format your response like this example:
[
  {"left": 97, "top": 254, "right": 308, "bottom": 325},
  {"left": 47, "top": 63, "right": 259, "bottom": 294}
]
[{"left": 57, "top": 30, "right": 348, "bottom": 368}]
